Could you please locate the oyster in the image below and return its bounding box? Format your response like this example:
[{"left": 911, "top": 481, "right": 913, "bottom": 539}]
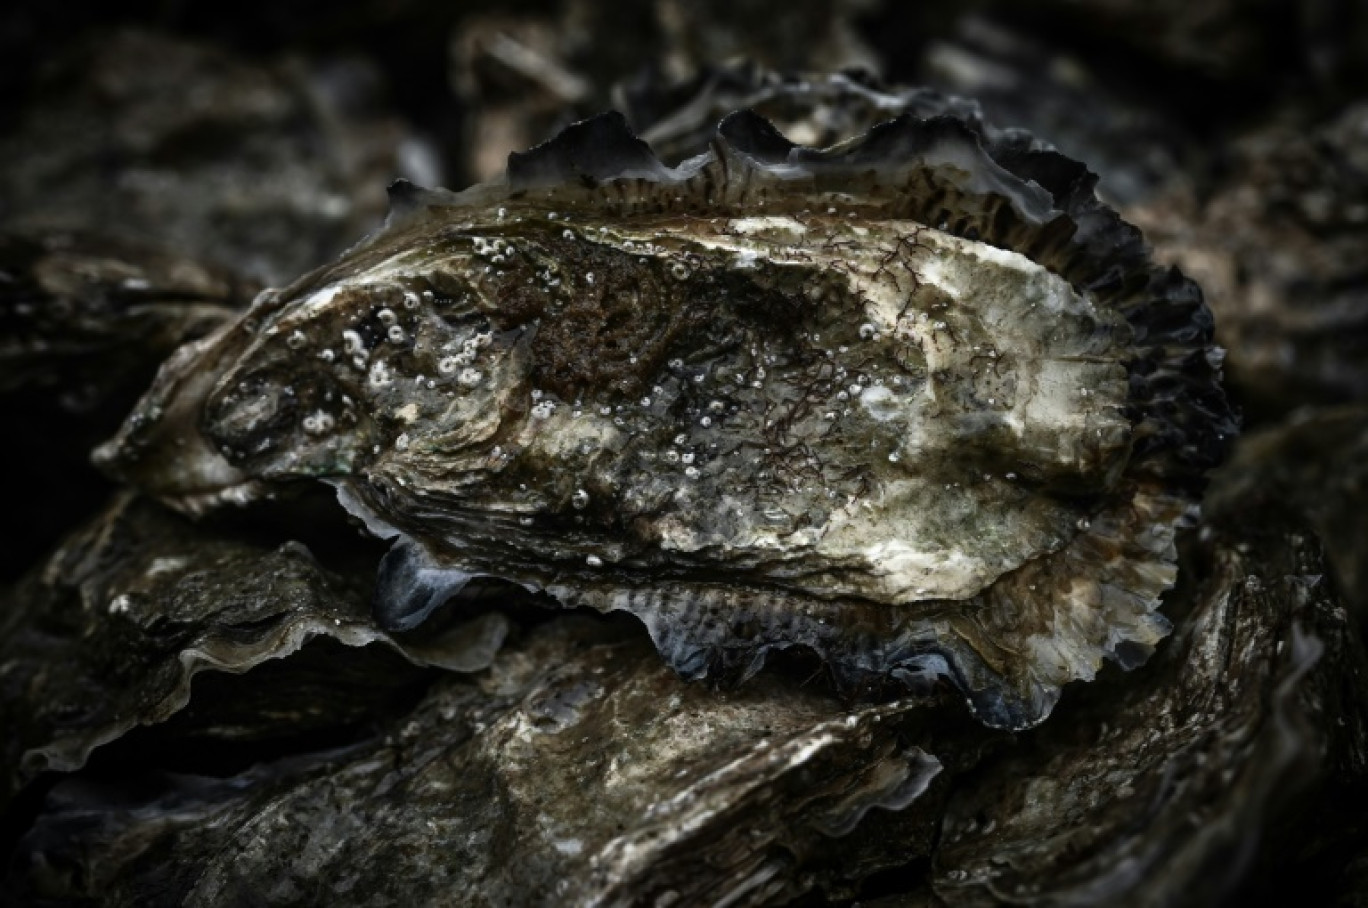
[
  {"left": 98, "top": 106, "right": 1233, "bottom": 729},
  {"left": 6, "top": 617, "right": 947, "bottom": 907},
  {"left": 0, "top": 492, "right": 508, "bottom": 809},
  {"left": 0, "top": 229, "right": 243, "bottom": 403},
  {"left": 0, "top": 228, "right": 245, "bottom": 579},
  {"left": 1130, "top": 101, "right": 1368, "bottom": 419},
  {"left": 932, "top": 446, "right": 1368, "bottom": 906}
]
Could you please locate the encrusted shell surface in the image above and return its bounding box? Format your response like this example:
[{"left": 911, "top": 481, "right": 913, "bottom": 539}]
[{"left": 98, "top": 104, "right": 1233, "bottom": 728}]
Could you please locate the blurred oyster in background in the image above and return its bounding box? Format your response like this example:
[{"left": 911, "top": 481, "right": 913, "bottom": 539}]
[
  {"left": 0, "top": 230, "right": 245, "bottom": 579},
  {"left": 0, "top": 29, "right": 416, "bottom": 287},
  {"left": 1207, "top": 405, "right": 1368, "bottom": 624},
  {"left": 974, "top": 0, "right": 1368, "bottom": 91},
  {"left": 913, "top": 14, "right": 1198, "bottom": 207},
  {"left": 1131, "top": 102, "right": 1368, "bottom": 420},
  {"left": 449, "top": 0, "right": 879, "bottom": 181},
  {"left": 0, "top": 231, "right": 244, "bottom": 405}
]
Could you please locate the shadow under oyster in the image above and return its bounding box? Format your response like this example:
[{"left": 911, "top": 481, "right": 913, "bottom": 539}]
[{"left": 97, "top": 105, "right": 1233, "bottom": 729}]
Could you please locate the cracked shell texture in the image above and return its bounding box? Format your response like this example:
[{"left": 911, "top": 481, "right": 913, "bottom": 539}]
[{"left": 99, "top": 99, "right": 1233, "bottom": 729}]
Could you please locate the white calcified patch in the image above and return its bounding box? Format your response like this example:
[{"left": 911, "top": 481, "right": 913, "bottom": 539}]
[{"left": 729, "top": 216, "right": 809, "bottom": 236}]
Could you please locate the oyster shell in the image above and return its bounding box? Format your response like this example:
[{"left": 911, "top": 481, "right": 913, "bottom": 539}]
[
  {"left": 98, "top": 106, "right": 1233, "bottom": 729},
  {"left": 0, "top": 228, "right": 244, "bottom": 579},
  {"left": 10, "top": 445, "right": 1364, "bottom": 906},
  {"left": 1130, "top": 101, "right": 1368, "bottom": 419},
  {"left": 932, "top": 442, "right": 1368, "bottom": 906},
  {"left": 6, "top": 617, "right": 946, "bottom": 907},
  {"left": 0, "top": 492, "right": 507, "bottom": 809}
]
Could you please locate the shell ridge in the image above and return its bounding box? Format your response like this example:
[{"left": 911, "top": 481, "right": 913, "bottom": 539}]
[
  {"left": 507, "top": 110, "right": 675, "bottom": 191},
  {"left": 373, "top": 535, "right": 484, "bottom": 632},
  {"left": 964, "top": 131, "right": 1235, "bottom": 486},
  {"left": 384, "top": 178, "right": 461, "bottom": 226},
  {"left": 479, "top": 109, "right": 1072, "bottom": 240},
  {"left": 803, "top": 114, "right": 1059, "bottom": 223},
  {"left": 715, "top": 109, "right": 798, "bottom": 166},
  {"left": 542, "top": 578, "right": 1052, "bottom": 729}
]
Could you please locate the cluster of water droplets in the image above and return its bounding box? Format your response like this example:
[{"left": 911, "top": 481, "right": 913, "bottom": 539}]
[{"left": 253, "top": 271, "right": 501, "bottom": 449}]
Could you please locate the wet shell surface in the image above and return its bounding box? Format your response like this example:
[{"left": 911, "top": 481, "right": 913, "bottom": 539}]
[{"left": 98, "top": 104, "right": 1234, "bottom": 729}]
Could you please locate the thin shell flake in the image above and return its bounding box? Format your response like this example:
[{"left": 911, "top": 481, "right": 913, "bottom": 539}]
[{"left": 98, "top": 103, "right": 1234, "bottom": 729}]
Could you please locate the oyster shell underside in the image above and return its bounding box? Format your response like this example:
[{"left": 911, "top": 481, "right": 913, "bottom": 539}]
[{"left": 99, "top": 109, "right": 1232, "bottom": 728}]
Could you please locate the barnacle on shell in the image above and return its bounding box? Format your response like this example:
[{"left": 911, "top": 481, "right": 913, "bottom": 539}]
[{"left": 97, "top": 99, "right": 1234, "bottom": 729}]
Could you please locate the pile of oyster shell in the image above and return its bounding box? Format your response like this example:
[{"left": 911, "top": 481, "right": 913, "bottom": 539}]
[{"left": 3, "top": 6, "right": 1368, "bottom": 906}]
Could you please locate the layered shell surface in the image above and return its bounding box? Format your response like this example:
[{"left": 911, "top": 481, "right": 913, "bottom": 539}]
[{"left": 99, "top": 106, "right": 1233, "bottom": 728}]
